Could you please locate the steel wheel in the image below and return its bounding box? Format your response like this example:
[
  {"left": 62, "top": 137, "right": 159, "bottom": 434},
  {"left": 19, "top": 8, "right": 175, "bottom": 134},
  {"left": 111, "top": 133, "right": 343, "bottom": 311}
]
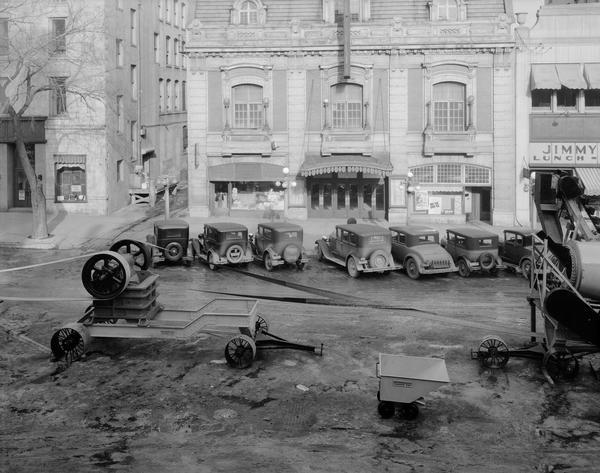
[
  {"left": 457, "top": 259, "right": 471, "bottom": 278},
  {"left": 520, "top": 258, "right": 532, "bottom": 280},
  {"left": 81, "top": 251, "right": 131, "bottom": 299},
  {"left": 545, "top": 351, "right": 579, "bottom": 381},
  {"left": 224, "top": 334, "right": 256, "bottom": 369},
  {"left": 109, "top": 239, "right": 151, "bottom": 271},
  {"left": 264, "top": 253, "right": 274, "bottom": 271},
  {"left": 347, "top": 256, "right": 360, "bottom": 278},
  {"left": 255, "top": 315, "right": 269, "bottom": 334},
  {"left": 377, "top": 401, "right": 395, "bottom": 419},
  {"left": 50, "top": 327, "right": 86, "bottom": 363},
  {"left": 397, "top": 403, "right": 419, "bottom": 420},
  {"left": 478, "top": 335, "right": 510, "bottom": 369},
  {"left": 405, "top": 257, "right": 420, "bottom": 280}
]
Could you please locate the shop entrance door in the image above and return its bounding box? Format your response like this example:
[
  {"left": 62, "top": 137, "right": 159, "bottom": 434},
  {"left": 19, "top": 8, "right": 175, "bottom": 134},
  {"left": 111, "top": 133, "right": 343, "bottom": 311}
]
[
  {"left": 308, "top": 178, "right": 385, "bottom": 219},
  {"left": 12, "top": 145, "right": 35, "bottom": 208},
  {"left": 466, "top": 187, "right": 491, "bottom": 224}
]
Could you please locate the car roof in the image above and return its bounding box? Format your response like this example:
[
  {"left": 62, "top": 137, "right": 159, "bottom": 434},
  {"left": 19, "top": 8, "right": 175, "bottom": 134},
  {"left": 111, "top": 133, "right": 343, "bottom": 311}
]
[
  {"left": 206, "top": 222, "right": 248, "bottom": 232},
  {"left": 154, "top": 218, "right": 189, "bottom": 230},
  {"left": 446, "top": 226, "right": 498, "bottom": 238},
  {"left": 258, "top": 221, "right": 303, "bottom": 232},
  {"left": 336, "top": 223, "right": 390, "bottom": 236},
  {"left": 389, "top": 225, "right": 438, "bottom": 235}
]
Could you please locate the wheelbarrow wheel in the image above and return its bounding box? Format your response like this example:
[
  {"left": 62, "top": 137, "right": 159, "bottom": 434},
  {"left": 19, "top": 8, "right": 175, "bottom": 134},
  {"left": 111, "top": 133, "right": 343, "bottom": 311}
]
[
  {"left": 397, "top": 403, "right": 419, "bottom": 420},
  {"left": 224, "top": 334, "right": 256, "bottom": 369},
  {"left": 478, "top": 335, "right": 510, "bottom": 369},
  {"left": 377, "top": 401, "right": 395, "bottom": 419}
]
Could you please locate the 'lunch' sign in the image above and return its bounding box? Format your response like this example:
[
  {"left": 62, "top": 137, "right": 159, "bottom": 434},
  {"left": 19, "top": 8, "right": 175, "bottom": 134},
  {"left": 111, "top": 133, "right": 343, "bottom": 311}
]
[{"left": 529, "top": 143, "right": 600, "bottom": 167}]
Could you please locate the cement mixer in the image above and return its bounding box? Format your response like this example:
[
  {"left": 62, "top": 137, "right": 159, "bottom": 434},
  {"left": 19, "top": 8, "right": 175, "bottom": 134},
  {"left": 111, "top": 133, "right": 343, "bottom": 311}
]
[{"left": 473, "top": 170, "right": 600, "bottom": 382}]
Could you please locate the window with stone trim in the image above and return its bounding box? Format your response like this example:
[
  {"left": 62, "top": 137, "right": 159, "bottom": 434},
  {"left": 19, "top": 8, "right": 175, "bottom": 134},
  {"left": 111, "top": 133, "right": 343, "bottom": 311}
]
[
  {"left": 433, "top": 82, "right": 465, "bottom": 132},
  {"left": 55, "top": 155, "right": 86, "bottom": 203},
  {"left": 428, "top": 0, "right": 467, "bottom": 21},
  {"left": 330, "top": 83, "right": 363, "bottom": 129},
  {"left": 49, "top": 77, "right": 67, "bottom": 116},
  {"left": 233, "top": 84, "right": 264, "bottom": 129},
  {"left": 50, "top": 18, "right": 66, "bottom": 54},
  {"left": 324, "top": 0, "right": 369, "bottom": 23}
]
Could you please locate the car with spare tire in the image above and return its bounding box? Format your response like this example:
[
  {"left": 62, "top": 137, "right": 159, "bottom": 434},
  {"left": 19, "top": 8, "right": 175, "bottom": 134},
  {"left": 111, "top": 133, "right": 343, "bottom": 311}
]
[
  {"left": 145, "top": 218, "right": 193, "bottom": 267},
  {"left": 315, "top": 223, "right": 402, "bottom": 278},
  {"left": 499, "top": 228, "right": 536, "bottom": 280},
  {"left": 389, "top": 225, "right": 457, "bottom": 279},
  {"left": 192, "top": 222, "right": 253, "bottom": 270},
  {"left": 443, "top": 227, "right": 505, "bottom": 277},
  {"left": 250, "top": 221, "right": 309, "bottom": 271}
]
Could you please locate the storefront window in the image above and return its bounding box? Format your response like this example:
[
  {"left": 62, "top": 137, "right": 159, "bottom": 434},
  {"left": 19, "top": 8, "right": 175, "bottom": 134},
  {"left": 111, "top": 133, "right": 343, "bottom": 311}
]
[
  {"left": 55, "top": 161, "right": 87, "bottom": 203},
  {"left": 230, "top": 181, "right": 284, "bottom": 211},
  {"left": 414, "top": 191, "right": 462, "bottom": 215}
]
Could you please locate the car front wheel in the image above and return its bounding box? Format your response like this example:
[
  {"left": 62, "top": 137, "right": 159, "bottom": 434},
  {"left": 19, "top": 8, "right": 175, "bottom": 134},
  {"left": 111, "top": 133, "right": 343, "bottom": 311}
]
[
  {"left": 520, "top": 258, "right": 532, "bottom": 280},
  {"left": 347, "top": 256, "right": 360, "bottom": 278},
  {"left": 264, "top": 252, "right": 274, "bottom": 271},
  {"left": 316, "top": 244, "right": 324, "bottom": 261},
  {"left": 405, "top": 257, "right": 420, "bottom": 280}
]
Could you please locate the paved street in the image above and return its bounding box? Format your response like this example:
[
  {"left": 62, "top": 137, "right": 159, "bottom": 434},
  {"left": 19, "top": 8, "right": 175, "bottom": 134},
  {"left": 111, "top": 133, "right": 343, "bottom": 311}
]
[{"left": 2, "top": 243, "right": 600, "bottom": 473}]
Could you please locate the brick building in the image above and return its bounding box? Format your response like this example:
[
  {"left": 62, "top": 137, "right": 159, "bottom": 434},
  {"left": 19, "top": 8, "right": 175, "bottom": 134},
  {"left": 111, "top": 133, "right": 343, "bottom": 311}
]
[{"left": 187, "top": 0, "right": 517, "bottom": 225}]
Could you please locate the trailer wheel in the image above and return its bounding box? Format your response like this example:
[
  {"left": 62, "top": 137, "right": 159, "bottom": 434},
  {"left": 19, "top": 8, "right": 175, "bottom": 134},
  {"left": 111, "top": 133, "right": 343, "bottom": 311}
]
[
  {"left": 398, "top": 403, "right": 419, "bottom": 420},
  {"left": 50, "top": 325, "right": 88, "bottom": 363},
  {"left": 478, "top": 335, "right": 510, "bottom": 369},
  {"left": 377, "top": 401, "right": 395, "bottom": 419},
  {"left": 224, "top": 334, "right": 256, "bottom": 369},
  {"left": 255, "top": 315, "right": 269, "bottom": 334},
  {"left": 545, "top": 351, "right": 579, "bottom": 381},
  {"left": 457, "top": 259, "right": 471, "bottom": 278}
]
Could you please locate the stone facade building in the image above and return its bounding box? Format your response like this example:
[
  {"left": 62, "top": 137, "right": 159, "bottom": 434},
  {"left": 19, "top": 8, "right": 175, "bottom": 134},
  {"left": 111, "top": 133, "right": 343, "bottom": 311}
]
[
  {"left": 513, "top": 0, "right": 600, "bottom": 226},
  {"left": 187, "top": 0, "right": 517, "bottom": 225},
  {"left": 0, "top": 0, "right": 188, "bottom": 215}
]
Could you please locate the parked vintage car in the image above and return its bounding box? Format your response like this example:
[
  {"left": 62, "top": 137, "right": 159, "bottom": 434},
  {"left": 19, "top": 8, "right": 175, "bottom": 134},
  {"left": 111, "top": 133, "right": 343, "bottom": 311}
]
[
  {"left": 443, "top": 227, "right": 505, "bottom": 277},
  {"left": 250, "top": 222, "right": 309, "bottom": 271},
  {"left": 192, "top": 222, "right": 253, "bottom": 270},
  {"left": 499, "top": 228, "right": 535, "bottom": 279},
  {"left": 389, "top": 225, "right": 457, "bottom": 279},
  {"left": 315, "top": 223, "right": 402, "bottom": 278},
  {"left": 145, "top": 218, "right": 193, "bottom": 267}
]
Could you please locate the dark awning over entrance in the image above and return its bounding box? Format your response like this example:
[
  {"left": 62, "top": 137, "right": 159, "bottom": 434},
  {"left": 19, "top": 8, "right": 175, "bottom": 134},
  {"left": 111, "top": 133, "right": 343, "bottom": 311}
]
[
  {"left": 208, "top": 162, "right": 286, "bottom": 181},
  {"left": 299, "top": 153, "right": 392, "bottom": 177}
]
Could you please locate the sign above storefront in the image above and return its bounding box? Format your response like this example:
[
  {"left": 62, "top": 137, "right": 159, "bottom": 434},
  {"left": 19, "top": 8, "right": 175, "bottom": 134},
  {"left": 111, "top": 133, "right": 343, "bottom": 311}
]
[{"left": 529, "top": 143, "right": 600, "bottom": 167}]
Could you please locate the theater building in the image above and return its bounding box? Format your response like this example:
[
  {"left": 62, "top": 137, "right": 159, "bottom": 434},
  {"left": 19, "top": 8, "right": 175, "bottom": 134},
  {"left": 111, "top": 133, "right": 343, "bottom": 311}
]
[
  {"left": 513, "top": 0, "right": 600, "bottom": 225},
  {"left": 187, "top": 0, "right": 517, "bottom": 225}
]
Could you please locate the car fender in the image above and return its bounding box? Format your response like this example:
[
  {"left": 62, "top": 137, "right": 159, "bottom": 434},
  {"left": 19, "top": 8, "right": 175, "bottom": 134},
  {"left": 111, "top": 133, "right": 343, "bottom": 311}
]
[{"left": 404, "top": 252, "right": 423, "bottom": 268}]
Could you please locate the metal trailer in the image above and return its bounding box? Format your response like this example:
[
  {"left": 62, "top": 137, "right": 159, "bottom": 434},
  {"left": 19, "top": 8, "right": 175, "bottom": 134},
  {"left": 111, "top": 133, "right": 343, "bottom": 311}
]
[
  {"left": 50, "top": 251, "right": 322, "bottom": 368},
  {"left": 376, "top": 353, "right": 450, "bottom": 420}
]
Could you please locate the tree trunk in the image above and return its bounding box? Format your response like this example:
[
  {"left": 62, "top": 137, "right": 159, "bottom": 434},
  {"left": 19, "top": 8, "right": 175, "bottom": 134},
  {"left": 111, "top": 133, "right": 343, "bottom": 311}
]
[{"left": 14, "top": 133, "right": 49, "bottom": 240}]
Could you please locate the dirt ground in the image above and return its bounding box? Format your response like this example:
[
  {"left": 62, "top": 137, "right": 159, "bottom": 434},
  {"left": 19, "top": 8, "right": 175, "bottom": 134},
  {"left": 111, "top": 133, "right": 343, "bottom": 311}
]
[{"left": 2, "top": 249, "right": 600, "bottom": 473}]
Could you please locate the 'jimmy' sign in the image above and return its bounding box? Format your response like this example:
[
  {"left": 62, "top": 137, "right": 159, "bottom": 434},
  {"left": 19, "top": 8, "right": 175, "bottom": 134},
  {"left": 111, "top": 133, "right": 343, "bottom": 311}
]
[{"left": 529, "top": 142, "right": 599, "bottom": 167}]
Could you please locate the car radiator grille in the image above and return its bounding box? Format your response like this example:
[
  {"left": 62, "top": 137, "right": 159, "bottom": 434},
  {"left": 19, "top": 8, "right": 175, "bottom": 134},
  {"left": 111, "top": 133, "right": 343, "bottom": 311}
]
[{"left": 431, "top": 259, "right": 452, "bottom": 269}]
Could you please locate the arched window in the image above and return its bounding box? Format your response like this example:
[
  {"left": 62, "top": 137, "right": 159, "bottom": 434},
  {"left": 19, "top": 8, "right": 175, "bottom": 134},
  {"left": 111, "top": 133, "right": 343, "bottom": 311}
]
[
  {"left": 436, "top": 0, "right": 458, "bottom": 20},
  {"left": 233, "top": 84, "right": 263, "bottom": 128},
  {"left": 240, "top": 0, "right": 258, "bottom": 25},
  {"left": 331, "top": 83, "right": 363, "bottom": 129},
  {"left": 433, "top": 82, "right": 465, "bottom": 132}
]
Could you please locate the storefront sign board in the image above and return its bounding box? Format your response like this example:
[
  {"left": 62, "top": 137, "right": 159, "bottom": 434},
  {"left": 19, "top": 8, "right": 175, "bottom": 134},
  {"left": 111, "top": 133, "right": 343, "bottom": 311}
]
[{"left": 529, "top": 142, "right": 600, "bottom": 167}]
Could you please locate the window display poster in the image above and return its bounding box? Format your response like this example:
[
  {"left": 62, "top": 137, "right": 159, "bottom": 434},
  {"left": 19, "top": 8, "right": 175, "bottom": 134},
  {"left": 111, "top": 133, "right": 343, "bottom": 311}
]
[
  {"left": 389, "top": 178, "right": 406, "bottom": 207},
  {"left": 415, "top": 190, "right": 429, "bottom": 211},
  {"left": 453, "top": 195, "right": 462, "bottom": 214},
  {"left": 428, "top": 196, "right": 442, "bottom": 214}
]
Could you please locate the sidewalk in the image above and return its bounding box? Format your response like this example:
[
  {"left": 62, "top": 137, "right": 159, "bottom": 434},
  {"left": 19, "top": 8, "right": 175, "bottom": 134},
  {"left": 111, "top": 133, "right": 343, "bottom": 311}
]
[{"left": 0, "top": 205, "right": 507, "bottom": 252}]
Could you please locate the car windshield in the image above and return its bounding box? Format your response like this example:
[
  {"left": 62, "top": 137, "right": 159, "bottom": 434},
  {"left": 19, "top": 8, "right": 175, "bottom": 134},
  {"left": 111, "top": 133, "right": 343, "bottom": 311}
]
[{"left": 225, "top": 231, "right": 246, "bottom": 240}]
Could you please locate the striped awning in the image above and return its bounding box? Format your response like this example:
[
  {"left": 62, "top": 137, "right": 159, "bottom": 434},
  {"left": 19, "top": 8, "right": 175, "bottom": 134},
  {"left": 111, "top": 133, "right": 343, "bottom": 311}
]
[
  {"left": 54, "top": 154, "right": 86, "bottom": 164},
  {"left": 300, "top": 153, "right": 392, "bottom": 177},
  {"left": 575, "top": 168, "right": 600, "bottom": 197},
  {"left": 531, "top": 64, "right": 561, "bottom": 90},
  {"left": 584, "top": 63, "right": 600, "bottom": 89},
  {"left": 556, "top": 64, "right": 587, "bottom": 90}
]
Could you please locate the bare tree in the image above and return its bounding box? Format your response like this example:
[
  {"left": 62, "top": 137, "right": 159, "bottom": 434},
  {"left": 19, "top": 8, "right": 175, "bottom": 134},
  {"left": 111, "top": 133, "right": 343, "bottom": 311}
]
[{"left": 0, "top": 0, "right": 103, "bottom": 239}]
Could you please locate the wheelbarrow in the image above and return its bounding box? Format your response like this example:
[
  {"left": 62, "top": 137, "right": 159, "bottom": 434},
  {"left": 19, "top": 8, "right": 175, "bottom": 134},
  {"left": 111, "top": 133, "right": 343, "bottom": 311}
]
[{"left": 376, "top": 353, "right": 450, "bottom": 420}]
